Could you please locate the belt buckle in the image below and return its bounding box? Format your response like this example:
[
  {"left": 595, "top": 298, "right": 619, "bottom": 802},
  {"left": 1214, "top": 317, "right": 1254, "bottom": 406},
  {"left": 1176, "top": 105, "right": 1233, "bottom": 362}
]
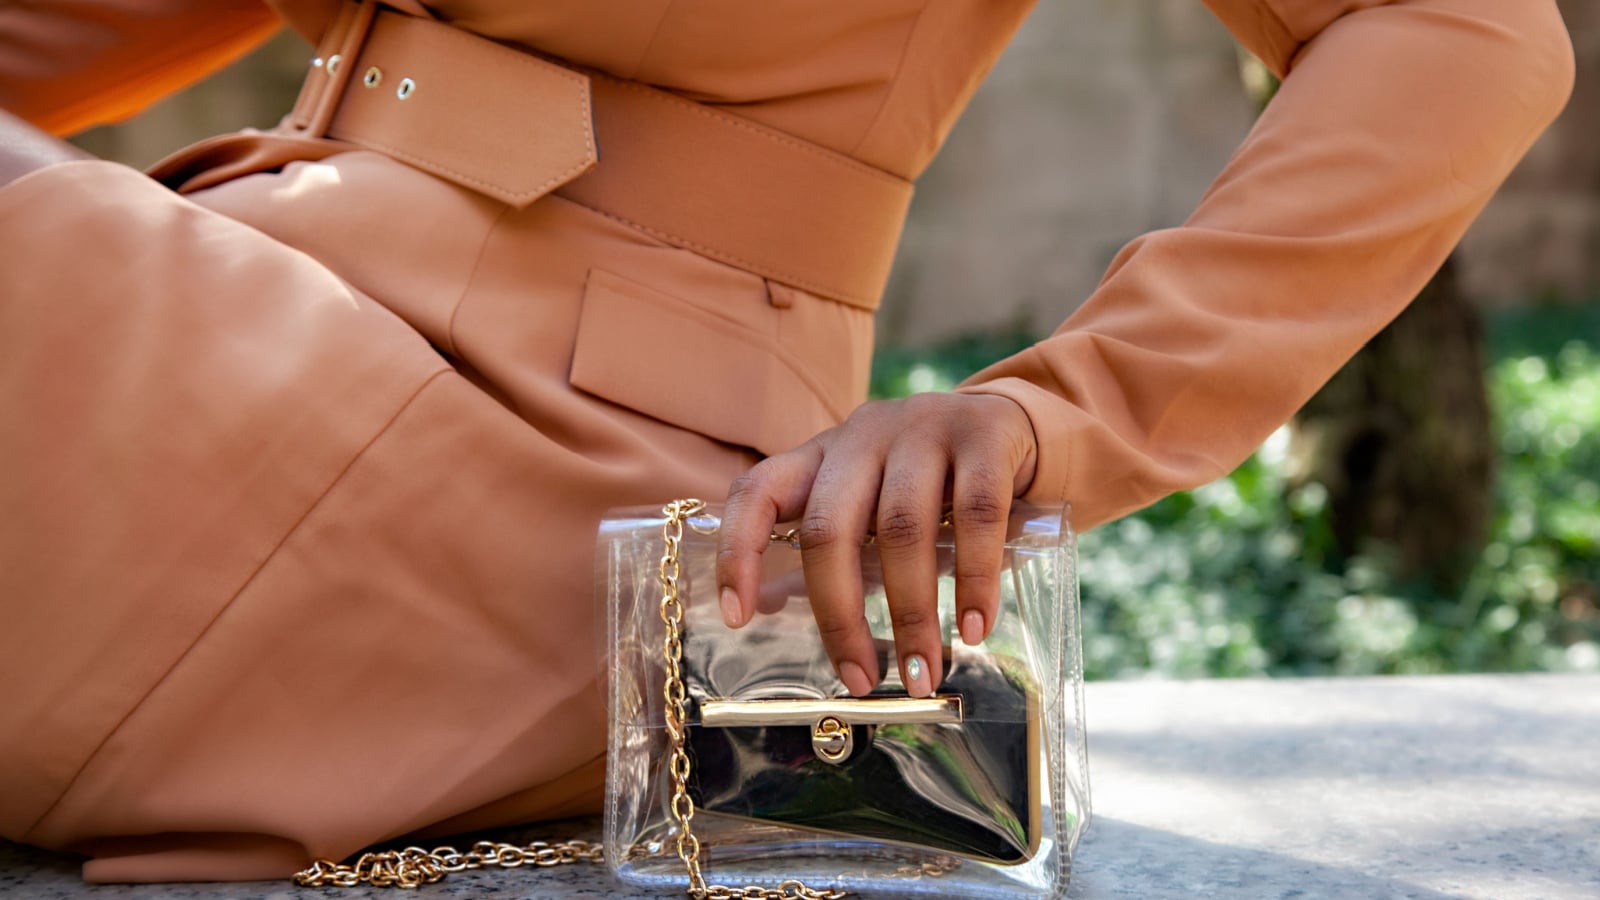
[{"left": 285, "top": 0, "right": 383, "bottom": 138}]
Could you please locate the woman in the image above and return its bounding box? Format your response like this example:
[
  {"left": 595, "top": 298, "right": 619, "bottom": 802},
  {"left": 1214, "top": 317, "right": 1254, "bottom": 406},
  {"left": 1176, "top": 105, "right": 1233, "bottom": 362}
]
[{"left": 0, "top": 0, "right": 1572, "bottom": 883}]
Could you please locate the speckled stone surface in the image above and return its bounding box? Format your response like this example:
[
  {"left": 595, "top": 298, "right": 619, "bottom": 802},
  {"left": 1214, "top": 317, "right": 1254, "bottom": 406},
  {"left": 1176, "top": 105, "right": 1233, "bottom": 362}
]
[{"left": 4, "top": 674, "right": 1597, "bottom": 899}]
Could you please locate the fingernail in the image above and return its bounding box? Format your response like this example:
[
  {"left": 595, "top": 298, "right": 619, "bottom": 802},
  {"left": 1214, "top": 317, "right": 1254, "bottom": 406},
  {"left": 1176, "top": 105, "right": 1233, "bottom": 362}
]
[
  {"left": 839, "top": 660, "right": 872, "bottom": 697},
  {"left": 961, "top": 610, "right": 986, "bottom": 645},
  {"left": 904, "top": 654, "right": 932, "bottom": 698},
  {"left": 719, "top": 586, "right": 742, "bottom": 628}
]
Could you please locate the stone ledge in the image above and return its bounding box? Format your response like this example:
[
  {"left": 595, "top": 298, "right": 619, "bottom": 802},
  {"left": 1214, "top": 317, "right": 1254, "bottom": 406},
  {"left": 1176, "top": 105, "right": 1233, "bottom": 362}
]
[{"left": 5, "top": 674, "right": 1597, "bottom": 899}]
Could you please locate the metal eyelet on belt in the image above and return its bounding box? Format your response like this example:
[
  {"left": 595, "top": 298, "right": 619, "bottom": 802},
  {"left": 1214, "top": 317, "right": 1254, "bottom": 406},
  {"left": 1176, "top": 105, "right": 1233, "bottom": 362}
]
[
  {"left": 363, "top": 66, "right": 383, "bottom": 88},
  {"left": 326, "top": 53, "right": 343, "bottom": 75},
  {"left": 396, "top": 77, "right": 416, "bottom": 100}
]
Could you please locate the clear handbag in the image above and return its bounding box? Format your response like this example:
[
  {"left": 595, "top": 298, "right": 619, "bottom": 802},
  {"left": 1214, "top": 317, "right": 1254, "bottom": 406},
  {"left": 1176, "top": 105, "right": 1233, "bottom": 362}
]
[{"left": 600, "top": 499, "right": 1090, "bottom": 899}]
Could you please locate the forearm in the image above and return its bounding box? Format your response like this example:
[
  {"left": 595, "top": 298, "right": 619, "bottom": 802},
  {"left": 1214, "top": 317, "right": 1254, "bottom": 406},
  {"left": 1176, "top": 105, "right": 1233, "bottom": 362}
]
[
  {"left": 0, "top": 109, "right": 90, "bottom": 188},
  {"left": 958, "top": 0, "right": 1574, "bottom": 531}
]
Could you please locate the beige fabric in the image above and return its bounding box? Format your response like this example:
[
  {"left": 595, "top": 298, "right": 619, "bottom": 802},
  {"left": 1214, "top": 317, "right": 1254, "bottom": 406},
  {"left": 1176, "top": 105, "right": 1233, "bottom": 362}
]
[
  {"left": 0, "top": 0, "right": 1574, "bottom": 883},
  {"left": 0, "top": 153, "right": 767, "bottom": 880}
]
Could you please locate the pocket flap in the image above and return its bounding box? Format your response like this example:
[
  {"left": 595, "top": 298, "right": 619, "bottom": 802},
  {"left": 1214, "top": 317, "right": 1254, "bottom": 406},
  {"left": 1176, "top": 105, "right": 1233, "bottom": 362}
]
[{"left": 570, "top": 269, "right": 844, "bottom": 458}]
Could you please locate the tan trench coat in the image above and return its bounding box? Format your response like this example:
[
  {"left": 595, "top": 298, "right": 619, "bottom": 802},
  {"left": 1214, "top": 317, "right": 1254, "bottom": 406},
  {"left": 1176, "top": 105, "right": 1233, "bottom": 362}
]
[{"left": 0, "top": 0, "right": 1573, "bottom": 882}]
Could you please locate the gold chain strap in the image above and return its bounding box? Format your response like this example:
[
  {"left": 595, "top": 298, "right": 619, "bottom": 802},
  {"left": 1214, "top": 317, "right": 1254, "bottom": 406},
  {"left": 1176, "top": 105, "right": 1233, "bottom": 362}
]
[
  {"left": 292, "top": 499, "right": 851, "bottom": 896},
  {"left": 291, "top": 839, "right": 603, "bottom": 888},
  {"left": 658, "top": 499, "right": 848, "bottom": 900}
]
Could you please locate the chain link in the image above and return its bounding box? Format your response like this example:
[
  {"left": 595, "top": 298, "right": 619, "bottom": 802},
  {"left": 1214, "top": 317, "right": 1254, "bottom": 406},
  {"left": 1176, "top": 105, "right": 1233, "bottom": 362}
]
[
  {"left": 659, "top": 500, "right": 848, "bottom": 900},
  {"left": 291, "top": 839, "right": 604, "bottom": 888},
  {"left": 896, "top": 856, "right": 963, "bottom": 879}
]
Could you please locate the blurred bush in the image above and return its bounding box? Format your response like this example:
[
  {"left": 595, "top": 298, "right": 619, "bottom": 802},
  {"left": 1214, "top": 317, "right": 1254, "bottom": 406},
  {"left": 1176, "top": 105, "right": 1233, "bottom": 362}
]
[{"left": 870, "top": 303, "right": 1600, "bottom": 679}]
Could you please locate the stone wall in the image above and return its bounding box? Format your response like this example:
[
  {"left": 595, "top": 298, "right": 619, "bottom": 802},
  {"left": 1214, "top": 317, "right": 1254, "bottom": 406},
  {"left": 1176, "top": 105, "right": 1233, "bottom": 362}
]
[
  {"left": 1456, "top": 0, "right": 1600, "bottom": 309},
  {"left": 66, "top": 1, "right": 1599, "bottom": 347},
  {"left": 879, "top": 0, "right": 1259, "bottom": 344},
  {"left": 882, "top": 0, "right": 1600, "bottom": 345}
]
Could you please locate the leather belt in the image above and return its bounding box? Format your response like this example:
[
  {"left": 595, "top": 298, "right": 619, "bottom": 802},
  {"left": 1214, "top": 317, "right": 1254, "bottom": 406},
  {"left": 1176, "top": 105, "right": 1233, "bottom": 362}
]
[{"left": 283, "top": 0, "right": 913, "bottom": 311}]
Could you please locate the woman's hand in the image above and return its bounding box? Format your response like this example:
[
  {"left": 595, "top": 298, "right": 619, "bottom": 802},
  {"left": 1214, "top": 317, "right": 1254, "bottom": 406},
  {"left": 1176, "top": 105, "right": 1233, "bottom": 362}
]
[{"left": 715, "top": 392, "right": 1038, "bottom": 698}]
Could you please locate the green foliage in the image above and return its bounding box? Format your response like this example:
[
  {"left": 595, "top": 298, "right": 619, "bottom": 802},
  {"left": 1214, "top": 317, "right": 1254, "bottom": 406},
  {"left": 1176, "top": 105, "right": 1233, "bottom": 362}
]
[
  {"left": 872, "top": 305, "right": 1600, "bottom": 678},
  {"left": 869, "top": 320, "right": 1037, "bottom": 399}
]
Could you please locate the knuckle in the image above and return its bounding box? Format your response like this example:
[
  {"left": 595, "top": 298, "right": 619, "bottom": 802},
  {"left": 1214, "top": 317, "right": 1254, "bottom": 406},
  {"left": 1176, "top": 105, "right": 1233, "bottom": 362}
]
[
  {"left": 890, "top": 605, "right": 935, "bottom": 632},
  {"left": 814, "top": 613, "right": 861, "bottom": 644},
  {"left": 905, "top": 426, "right": 955, "bottom": 457},
  {"left": 725, "top": 469, "right": 765, "bottom": 502},
  {"left": 955, "top": 487, "right": 1009, "bottom": 526},
  {"left": 954, "top": 551, "right": 1000, "bottom": 579},
  {"left": 953, "top": 563, "right": 999, "bottom": 597},
  {"left": 900, "top": 390, "right": 946, "bottom": 418},
  {"left": 846, "top": 399, "right": 892, "bottom": 427},
  {"left": 875, "top": 507, "right": 927, "bottom": 550},
  {"left": 797, "top": 512, "right": 844, "bottom": 551},
  {"left": 714, "top": 544, "right": 743, "bottom": 574},
  {"left": 954, "top": 426, "right": 1007, "bottom": 459}
]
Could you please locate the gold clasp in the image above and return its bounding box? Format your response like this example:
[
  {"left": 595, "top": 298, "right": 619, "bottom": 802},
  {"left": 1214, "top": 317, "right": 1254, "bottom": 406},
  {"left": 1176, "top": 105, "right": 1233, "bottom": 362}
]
[
  {"left": 811, "top": 716, "right": 853, "bottom": 765},
  {"left": 698, "top": 696, "right": 963, "bottom": 764}
]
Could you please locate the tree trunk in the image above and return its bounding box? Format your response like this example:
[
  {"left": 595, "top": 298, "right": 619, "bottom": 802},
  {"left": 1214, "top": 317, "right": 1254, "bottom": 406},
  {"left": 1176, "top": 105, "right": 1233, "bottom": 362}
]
[{"left": 1289, "top": 255, "right": 1495, "bottom": 589}]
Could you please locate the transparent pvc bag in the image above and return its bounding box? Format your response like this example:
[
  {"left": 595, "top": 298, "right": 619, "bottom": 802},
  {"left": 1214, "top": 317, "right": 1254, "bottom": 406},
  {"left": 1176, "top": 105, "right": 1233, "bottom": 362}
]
[{"left": 599, "top": 501, "right": 1090, "bottom": 899}]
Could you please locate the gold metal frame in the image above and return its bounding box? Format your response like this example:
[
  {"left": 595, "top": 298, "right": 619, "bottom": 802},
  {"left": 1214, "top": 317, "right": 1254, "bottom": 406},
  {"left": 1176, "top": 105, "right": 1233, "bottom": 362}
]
[{"left": 698, "top": 696, "right": 963, "bottom": 727}]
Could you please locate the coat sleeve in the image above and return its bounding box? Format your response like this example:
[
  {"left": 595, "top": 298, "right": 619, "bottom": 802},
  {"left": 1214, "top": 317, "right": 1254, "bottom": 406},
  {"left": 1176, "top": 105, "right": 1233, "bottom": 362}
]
[
  {"left": 0, "top": 0, "right": 281, "bottom": 136},
  {"left": 955, "top": 0, "right": 1574, "bottom": 531}
]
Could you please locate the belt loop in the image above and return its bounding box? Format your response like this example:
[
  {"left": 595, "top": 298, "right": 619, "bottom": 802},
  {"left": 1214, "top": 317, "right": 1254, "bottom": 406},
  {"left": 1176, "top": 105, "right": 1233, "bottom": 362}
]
[{"left": 285, "top": 0, "right": 382, "bottom": 137}]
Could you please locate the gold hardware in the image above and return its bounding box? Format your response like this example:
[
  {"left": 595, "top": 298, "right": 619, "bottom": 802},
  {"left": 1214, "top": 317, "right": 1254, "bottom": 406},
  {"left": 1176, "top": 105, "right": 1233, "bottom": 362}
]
[
  {"left": 362, "top": 66, "right": 383, "bottom": 88},
  {"left": 656, "top": 501, "right": 848, "bottom": 900},
  {"left": 291, "top": 839, "right": 603, "bottom": 888},
  {"left": 894, "top": 856, "right": 963, "bottom": 880},
  {"left": 699, "top": 696, "right": 962, "bottom": 728},
  {"left": 397, "top": 77, "right": 416, "bottom": 99},
  {"left": 812, "top": 717, "right": 853, "bottom": 764},
  {"left": 701, "top": 697, "right": 959, "bottom": 765},
  {"left": 326, "top": 53, "right": 343, "bottom": 74}
]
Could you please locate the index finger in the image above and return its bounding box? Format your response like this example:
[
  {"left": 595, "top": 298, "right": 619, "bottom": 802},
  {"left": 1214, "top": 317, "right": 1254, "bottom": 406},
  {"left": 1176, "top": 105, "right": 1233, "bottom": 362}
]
[{"left": 715, "top": 441, "right": 823, "bottom": 629}]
